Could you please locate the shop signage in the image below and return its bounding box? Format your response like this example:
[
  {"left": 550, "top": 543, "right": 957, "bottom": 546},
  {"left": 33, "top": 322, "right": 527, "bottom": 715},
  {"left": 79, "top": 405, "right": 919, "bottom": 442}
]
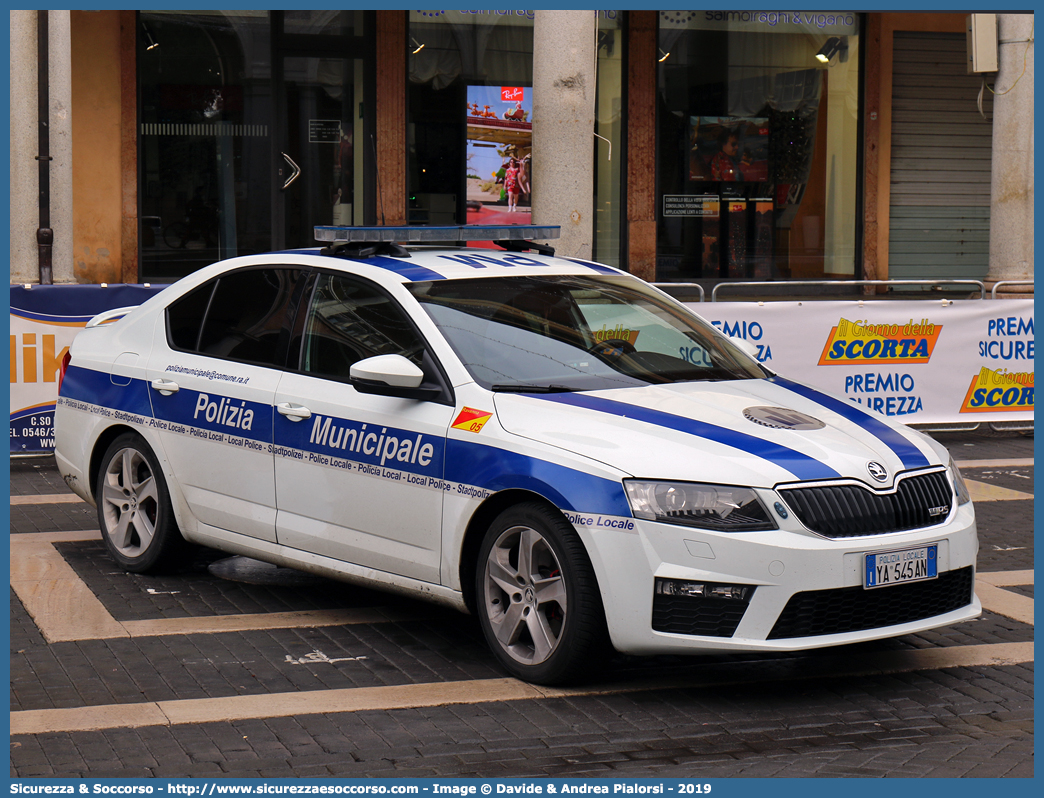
[
  {"left": 663, "top": 195, "right": 719, "bottom": 218},
  {"left": 410, "top": 11, "right": 621, "bottom": 24},
  {"left": 308, "top": 120, "right": 341, "bottom": 144},
  {"left": 662, "top": 10, "right": 858, "bottom": 35}
]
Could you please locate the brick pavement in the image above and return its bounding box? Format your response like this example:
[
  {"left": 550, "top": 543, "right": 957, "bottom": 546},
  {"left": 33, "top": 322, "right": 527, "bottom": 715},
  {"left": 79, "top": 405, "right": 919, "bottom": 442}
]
[
  {"left": 9, "top": 431, "right": 1034, "bottom": 778},
  {"left": 10, "top": 663, "right": 1034, "bottom": 777}
]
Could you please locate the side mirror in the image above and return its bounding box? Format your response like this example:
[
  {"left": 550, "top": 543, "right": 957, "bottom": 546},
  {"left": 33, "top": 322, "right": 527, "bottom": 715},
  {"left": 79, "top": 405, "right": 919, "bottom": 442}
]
[
  {"left": 350, "top": 354, "right": 424, "bottom": 388},
  {"left": 350, "top": 354, "right": 440, "bottom": 400},
  {"left": 729, "top": 336, "right": 760, "bottom": 360}
]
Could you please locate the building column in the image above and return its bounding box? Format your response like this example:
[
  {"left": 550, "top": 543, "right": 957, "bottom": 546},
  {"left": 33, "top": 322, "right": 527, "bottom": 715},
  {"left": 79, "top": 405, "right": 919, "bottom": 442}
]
[
  {"left": 376, "top": 11, "right": 408, "bottom": 226},
  {"left": 987, "top": 13, "right": 1034, "bottom": 295},
  {"left": 10, "top": 10, "right": 74, "bottom": 284},
  {"left": 626, "top": 11, "right": 657, "bottom": 281},
  {"left": 532, "top": 10, "right": 596, "bottom": 259}
]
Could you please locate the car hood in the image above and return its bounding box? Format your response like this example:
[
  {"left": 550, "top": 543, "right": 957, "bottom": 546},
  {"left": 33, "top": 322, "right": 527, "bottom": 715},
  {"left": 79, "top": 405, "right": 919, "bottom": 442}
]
[{"left": 492, "top": 377, "right": 945, "bottom": 488}]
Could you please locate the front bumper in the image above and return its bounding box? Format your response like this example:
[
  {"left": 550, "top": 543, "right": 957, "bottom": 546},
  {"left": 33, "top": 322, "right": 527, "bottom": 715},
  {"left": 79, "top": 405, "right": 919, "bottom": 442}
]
[{"left": 577, "top": 500, "right": 980, "bottom": 656}]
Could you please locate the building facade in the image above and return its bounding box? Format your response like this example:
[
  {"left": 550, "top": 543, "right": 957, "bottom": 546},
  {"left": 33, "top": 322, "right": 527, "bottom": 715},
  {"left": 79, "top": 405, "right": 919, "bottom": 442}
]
[{"left": 9, "top": 10, "right": 1033, "bottom": 292}]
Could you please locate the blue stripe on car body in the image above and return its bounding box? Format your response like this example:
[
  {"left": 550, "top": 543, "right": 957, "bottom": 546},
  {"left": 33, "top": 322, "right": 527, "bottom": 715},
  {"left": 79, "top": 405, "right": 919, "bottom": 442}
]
[
  {"left": 563, "top": 257, "right": 621, "bottom": 275},
  {"left": 60, "top": 366, "right": 154, "bottom": 418},
  {"left": 530, "top": 392, "right": 842, "bottom": 482},
  {"left": 151, "top": 387, "right": 273, "bottom": 445},
  {"left": 276, "top": 412, "right": 444, "bottom": 478},
  {"left": 277, "top": 249, "right": 447, "bottom": 281},
  {"left": 769, "top": 377, "right": 931, "bottom": 469},
  {"left": 445, "top": 439, "right": 633, "bottom": 517},
  {"left": 356, "top": 255, "right": 447, "bottom": 282}
]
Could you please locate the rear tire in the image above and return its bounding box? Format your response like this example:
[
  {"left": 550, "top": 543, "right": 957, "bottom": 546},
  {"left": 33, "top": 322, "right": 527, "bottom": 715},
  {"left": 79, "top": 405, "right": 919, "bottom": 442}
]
[
  {"left": 475, "top": 502, "right": 606, "bottom": 685},
  {"left": 95, "top": 433, "right": 188, "bottom": 573}
]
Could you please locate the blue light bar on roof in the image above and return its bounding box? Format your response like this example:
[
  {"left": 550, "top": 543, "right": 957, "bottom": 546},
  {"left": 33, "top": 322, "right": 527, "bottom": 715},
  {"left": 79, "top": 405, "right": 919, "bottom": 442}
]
[{"left": 314, "top": 224, "right": 561, "bottom": 244}]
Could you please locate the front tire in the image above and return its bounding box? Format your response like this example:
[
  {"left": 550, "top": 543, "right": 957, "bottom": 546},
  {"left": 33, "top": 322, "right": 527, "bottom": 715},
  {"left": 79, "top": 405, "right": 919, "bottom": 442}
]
[
  {"left": 95, "top": 433, "right": 187, "bottom": 573},
  {"left": 476, "top": 502, "right": 606, "bottom": 685}
]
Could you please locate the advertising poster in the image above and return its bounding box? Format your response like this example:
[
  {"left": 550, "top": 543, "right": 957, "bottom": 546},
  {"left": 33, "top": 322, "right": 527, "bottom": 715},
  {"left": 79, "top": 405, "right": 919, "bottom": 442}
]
[
  {"left": 690, "top": 299, "right": 1034, "bottom": 425},
  {"left": 689, "top": 116, "right": 769, "bottom": 183},
  {"left": 466, "top": 85, "right": 533, "bottom": 225},
  {"left": 10, "top": 284, "right": 167, "bottom": 454}
]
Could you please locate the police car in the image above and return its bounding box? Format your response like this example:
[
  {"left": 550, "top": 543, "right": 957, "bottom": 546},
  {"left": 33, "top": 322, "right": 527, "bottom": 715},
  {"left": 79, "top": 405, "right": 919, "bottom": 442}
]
[{"left": 54, "top": 224, "right": 979, "bottom": 685}]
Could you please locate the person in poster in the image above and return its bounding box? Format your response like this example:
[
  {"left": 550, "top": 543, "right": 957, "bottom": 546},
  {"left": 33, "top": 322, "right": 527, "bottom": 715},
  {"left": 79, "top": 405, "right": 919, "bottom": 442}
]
[
  {"left": 504, "top": 156, "right": 521, "bottom": 211},
  {"left": 689, "top": 117, "right": 768, "bottom": 183},
  {"left": 710, "top": 129, "right": 751, "bottom": 181}
]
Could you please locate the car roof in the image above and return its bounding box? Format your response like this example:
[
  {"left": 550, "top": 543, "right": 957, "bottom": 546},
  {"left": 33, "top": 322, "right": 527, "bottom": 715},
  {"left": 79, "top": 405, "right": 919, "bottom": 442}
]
[{"left": 260, "top": 246, "right": 625, "bottom": 284}]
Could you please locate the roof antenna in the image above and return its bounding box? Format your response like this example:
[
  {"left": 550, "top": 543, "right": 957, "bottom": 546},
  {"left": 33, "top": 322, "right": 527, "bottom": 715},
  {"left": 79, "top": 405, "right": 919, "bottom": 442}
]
[{"left": 370, "top": 134, "right": 386, "bottom": 226}]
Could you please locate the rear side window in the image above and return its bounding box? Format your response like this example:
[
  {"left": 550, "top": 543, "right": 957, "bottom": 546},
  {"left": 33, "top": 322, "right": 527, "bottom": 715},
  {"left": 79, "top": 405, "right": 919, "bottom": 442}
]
[
  {"left": 167, "top": 282, "right": 214, "bottom": 351},
  {"left": 167, "top": 268, "right": 305, "bottom": 368}
]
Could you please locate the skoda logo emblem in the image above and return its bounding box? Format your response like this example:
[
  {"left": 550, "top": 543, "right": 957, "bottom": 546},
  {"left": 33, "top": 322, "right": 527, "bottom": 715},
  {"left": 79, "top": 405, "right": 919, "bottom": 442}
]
[{"left": 867, "top": 461, "right": 888, "bottom": 482}]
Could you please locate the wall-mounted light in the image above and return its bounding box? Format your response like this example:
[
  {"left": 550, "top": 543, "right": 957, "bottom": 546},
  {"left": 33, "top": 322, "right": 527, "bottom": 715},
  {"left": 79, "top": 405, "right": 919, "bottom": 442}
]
[
  {"left": 142, "top": 22, "right": 159, "bottom": 51},
  {"left": 658, "top": 48, "right": 670, "bottom": 63},
  {"left": 410, "top": 37, "right": 425, "bottom": 55},
  {"left": 815, "top": 36, "right": 848, "bottom": 64}
]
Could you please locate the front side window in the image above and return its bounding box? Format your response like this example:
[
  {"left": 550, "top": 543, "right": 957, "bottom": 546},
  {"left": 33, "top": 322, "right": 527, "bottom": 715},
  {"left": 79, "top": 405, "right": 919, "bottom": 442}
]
[
  {"left": 298, "top": 274, "right": 426, "bottom": 381},
  {"left": 408, "top": 275, "right": 766, "bottom": 391}
]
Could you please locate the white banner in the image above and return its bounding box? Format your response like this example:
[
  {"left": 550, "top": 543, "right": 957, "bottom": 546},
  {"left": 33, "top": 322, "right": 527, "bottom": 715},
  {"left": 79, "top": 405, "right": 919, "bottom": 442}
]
[
  {"left": 10, "top": 284, "right": 167, "bottom": 454},
  {"left": 689, "top": 300, "right": 1034, "bottom": 425}
]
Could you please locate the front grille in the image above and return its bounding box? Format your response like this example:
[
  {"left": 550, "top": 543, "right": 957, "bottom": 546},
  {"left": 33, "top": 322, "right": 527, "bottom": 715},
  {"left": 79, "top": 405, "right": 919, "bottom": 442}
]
[
  {"left": 767, "top": 566, "right": 974, "bottom": 639},
  {"left": 779, "top": 470, "right": 953, "bottom": 538},
  {"left": 652, "top": 591, "right": 754, "bottom": 637}
]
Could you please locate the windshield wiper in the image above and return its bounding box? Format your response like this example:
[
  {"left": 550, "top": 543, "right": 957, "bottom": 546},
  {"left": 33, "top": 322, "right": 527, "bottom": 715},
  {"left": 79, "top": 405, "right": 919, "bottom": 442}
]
[{"left": 490, "top": 383, "right": 578, "bottom": 393}]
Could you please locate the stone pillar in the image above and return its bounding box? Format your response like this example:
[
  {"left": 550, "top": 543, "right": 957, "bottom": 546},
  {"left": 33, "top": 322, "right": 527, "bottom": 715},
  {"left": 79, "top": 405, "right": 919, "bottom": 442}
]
[
  {"left": 626, "top": 11, "right": 657, "bottom": 281},
  {"left": 9, "top": 10, "right": 74, "bottom": 284},
  {"left": 532, "top": 10, "right": 596, "bottom": 259},
  {"left": 986, "top": 13, "right": 1034, "bottom": 295}
]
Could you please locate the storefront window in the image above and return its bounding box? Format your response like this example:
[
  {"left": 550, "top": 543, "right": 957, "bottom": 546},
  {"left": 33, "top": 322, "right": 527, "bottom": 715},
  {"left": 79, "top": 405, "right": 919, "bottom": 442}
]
[
  {"left": 408, "top": 10, "right": 624, "bottom": 268},
  {"left": 282, "top": 10, "right": 362, "bottom": 37},
  {"left": 138, "top": 11, "right": 271, "bottom": 281},
  {"left": 139, "top": 11, "right": 372, "bottom": 282},
  {"left": 656, "top": 11, "right": 861, "bottom": 282},
  {"left": 408, "top": 11, "right": 535, "bottom": 228}
]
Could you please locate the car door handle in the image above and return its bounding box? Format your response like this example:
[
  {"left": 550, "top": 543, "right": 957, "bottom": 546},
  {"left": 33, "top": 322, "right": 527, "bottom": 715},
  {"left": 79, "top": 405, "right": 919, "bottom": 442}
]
[
  {"left": 276, "top": 402, "right": 311, "bottom": 421},
  {"left": 150, "top": 379, "right": 179, "bottom": 396}
]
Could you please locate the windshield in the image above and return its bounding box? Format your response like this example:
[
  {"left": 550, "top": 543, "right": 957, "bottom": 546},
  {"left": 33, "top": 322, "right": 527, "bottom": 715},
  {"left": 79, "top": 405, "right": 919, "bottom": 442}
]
[{"left": 407, "top": 275, "right": 766, "bottom": 391}]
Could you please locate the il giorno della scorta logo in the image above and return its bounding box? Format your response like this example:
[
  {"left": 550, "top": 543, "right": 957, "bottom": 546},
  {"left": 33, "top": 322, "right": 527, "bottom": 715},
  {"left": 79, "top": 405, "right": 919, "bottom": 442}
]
[{"left": 818, "top": 317, "right": 941, "bottom": 366}]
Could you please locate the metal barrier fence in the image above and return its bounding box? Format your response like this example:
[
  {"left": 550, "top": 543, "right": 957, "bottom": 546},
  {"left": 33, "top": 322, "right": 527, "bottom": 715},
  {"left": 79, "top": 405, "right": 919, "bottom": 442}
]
[
  {"left": 707, "top": 279, "right": 988, "bottom": 302},
  {"left": 991, "top": 280, "right": 1035, "bottom": 299},
  {"left": 653, "top": 278, "right": 1035, "bottom": 302}
]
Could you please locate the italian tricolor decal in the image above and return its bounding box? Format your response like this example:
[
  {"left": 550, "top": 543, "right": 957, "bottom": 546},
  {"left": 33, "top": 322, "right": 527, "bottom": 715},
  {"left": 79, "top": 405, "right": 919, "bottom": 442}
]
[{"left": 452, "top": 407, "right": 493, "bottom": 433}]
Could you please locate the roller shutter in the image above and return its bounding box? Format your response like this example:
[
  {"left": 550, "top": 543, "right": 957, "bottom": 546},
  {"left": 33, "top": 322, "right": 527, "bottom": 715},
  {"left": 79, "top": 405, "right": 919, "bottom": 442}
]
[{"left": 888, "top": 32, "right": 993, "bottom": 281}]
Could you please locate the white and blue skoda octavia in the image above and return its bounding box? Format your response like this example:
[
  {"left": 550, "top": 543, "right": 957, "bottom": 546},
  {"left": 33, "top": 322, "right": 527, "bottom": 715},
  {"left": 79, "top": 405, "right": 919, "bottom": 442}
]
[{"left": 54, "top": 225, "right": 979, "bottom": 685}]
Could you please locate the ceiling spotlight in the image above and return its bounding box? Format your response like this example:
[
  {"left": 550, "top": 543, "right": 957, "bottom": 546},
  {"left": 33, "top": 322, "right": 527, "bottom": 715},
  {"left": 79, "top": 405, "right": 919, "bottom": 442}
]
[
  {"left": 410, "top": 37, "right": 425, "bottom": 55},
  {"left": 142, "top": 22, "right": 159, "bottom": 51},
  {"left": 658, "top": 48, "right": 670, "bottom": 63},
  {"left": 815, "top": 37, "right": 848, "bottom": 64}
]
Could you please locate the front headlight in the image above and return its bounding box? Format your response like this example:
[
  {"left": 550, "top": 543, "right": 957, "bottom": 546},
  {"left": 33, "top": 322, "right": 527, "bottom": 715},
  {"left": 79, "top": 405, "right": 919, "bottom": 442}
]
[
  {"left": 624, "top": 480, "right": 777, "bottom": 531},
  {"left": 948, "top": 457, "right": 972, "bottom": 505}
]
